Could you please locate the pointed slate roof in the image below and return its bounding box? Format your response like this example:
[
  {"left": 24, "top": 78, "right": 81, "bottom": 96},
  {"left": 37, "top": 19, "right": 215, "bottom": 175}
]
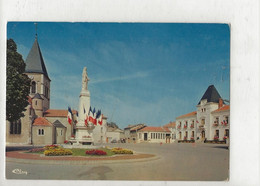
[
  {"left": 53, "top": 120, "right": 66, "bottom": 128},
  {"left": 32, "top": 93, "right": 43, "bottom": 100},
  {"left": 25, "top": 38, "right": 49, "bottom": 79},
  {"left": 198, "top": 85, "right": 222, "bottom": 105}
]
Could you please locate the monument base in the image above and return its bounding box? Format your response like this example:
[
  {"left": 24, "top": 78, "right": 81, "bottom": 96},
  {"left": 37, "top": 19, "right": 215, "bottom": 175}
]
[{"left": 74, "top": 125, "right": 94, "bottom": 145}]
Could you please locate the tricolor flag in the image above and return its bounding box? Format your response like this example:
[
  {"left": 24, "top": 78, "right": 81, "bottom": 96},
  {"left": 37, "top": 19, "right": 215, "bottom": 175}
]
[
  {"left": 96, "top": 110, "right": 102, "bottom": 125},
  {"left": 83, "top": 106, "right": 88, "bottom": 126},
  {"left": 88, "top": 107, "right": 97, "bottom": 125},
  {"left": 67, "top": 107, "right": 73, "bottom": 125}
]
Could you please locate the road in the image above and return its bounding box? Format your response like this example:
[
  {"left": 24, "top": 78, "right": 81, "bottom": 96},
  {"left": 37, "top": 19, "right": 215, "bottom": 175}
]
[{"left": 6, "top": 143, "right": 229, "bottom": 181}]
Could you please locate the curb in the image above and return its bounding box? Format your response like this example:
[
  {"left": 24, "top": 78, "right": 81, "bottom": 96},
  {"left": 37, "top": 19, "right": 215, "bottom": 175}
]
[{"left": 6, "top": 152, "right": 160, "bottom": 165}]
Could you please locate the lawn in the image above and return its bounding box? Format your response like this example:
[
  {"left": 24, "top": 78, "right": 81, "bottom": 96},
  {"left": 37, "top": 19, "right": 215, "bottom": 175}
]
[{"left": 27, "top": 147, "right": 116, "bottom": 156}]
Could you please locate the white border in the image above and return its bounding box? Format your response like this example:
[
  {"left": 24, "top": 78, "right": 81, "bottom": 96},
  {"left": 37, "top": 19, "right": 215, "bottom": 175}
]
[{"left": 0, "top": 0, "right": 259, "bottom": 186}]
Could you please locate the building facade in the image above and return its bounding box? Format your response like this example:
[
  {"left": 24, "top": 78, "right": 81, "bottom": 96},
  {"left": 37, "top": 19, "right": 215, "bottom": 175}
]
[
  {"left": 137, "top": 126, "right": 174, "bottom": 143},
  {"left": 176, "top": 85, "right": 230, "bottom": 142}
]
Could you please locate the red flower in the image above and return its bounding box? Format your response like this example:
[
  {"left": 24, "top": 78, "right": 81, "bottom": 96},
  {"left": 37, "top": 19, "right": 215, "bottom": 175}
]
[{"left": 86, "top": 149, "right": 107, "bottom": 156}]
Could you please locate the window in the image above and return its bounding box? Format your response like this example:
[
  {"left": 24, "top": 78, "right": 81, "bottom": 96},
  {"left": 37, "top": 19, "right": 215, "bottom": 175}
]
[
  {"left": 225, "top": 129, "right": 229, "bottom": 137},
  {"left": 31, "top": 81, "right": 36, "bottom": 93},
  {"left": 38, "top": 129, "right": 44, "bottom": 135},
  {"left": 61, "top": 129, "right": 63, "bottom": 136},
  {"left": 101, "top": 127, "right": 103, "bottom": 133},
  {"left": 10, "top": 120, "right": 21, "bottom": 134},
  {"left": 215, "top": 130, "right": 219, "bottom": 137},
  {"left": 225, "top": 116, "right": 229, "bottom": 124},
  {"left": 45, "top": 86, "right": 49, "bottom": 98}
]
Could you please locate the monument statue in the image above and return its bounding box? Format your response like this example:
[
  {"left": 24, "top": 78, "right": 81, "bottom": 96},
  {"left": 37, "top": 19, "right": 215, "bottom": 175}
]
[{"left": 82, "top": 67, "right": 90, "bottom": 90}]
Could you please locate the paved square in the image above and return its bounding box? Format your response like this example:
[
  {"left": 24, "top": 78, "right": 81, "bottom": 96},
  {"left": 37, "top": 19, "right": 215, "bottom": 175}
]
[{"left": 6, "top": 143, "right": 229, "bottom": 181}]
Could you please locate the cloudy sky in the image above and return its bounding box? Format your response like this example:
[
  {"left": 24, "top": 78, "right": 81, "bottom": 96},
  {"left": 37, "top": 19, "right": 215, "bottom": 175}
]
[{"left": 7, "top": 22, "right": 230, "bottom": 129}]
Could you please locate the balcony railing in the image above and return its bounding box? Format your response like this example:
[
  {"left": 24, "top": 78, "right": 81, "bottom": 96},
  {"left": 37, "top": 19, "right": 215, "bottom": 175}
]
[
  {"left": 190, "top": 124, "right": 194, "bottom": 129},
  {"left": 183, "top": 125, "right": 187, "bottom": 129},
  {"left": 213, "top": 123, "right": 219, "bottom": 127}
]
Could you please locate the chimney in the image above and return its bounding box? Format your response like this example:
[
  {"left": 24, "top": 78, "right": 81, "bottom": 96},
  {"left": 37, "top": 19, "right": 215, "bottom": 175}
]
[{"left": 218, "top": 98, "right": 223, "bottom": 108}]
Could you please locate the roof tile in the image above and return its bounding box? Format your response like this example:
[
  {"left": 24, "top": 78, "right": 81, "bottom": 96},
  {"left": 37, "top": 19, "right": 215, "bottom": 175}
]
[
  {"left": 33, "top": 117, "right": 52, "bottom": 126},
  {"left": 44, "top": 109, "right": 77, "bottom": 117},
  {"left": 176, "top": 111, "right": 197, "bottom": 119},
  {"left": 139, "top": 126, "right": 170, "bottom": 132},
  {"left": 212, "top": 105, "right": 230, "bottom": 113}
]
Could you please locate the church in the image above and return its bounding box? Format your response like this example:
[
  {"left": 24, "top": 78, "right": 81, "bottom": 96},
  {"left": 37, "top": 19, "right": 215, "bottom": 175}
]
[{"left": 6, "top": 35, "right": 108, "bottom": 145}]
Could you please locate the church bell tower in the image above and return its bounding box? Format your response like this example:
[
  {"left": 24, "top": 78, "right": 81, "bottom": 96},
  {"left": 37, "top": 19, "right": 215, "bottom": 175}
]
[{"left": 24, "top": 25, "right": 51, "bottom": 114}]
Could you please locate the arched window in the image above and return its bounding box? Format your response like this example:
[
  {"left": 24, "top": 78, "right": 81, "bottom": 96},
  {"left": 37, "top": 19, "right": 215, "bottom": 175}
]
[{"left": 31, "top": 81, "right": 36, "bottom": 93}]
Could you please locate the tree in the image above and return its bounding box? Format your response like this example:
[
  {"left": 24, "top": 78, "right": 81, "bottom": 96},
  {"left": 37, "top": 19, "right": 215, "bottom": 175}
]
[
  {"left": 6, "top": 39, "right": 31, "bottom": 122},
  {"left": 107, "top": 121, "right": 119, "bottom": 129}
]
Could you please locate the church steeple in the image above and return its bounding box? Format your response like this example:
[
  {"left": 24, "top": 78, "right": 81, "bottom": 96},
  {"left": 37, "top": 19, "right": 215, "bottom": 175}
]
[
  {"left": 25, "top": 26, "right": 51, "bottom": 112},
  {"left": 25, "top": 38, "right": 50, "bottom": 80}
]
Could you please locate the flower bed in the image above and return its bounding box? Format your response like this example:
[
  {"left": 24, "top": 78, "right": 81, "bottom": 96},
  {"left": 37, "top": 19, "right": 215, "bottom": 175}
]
[
  {"left": 28, "top": 148, "right": 45, "bottom": 153},
  {"left": 44, "top": 144, "right": 60, "bottom": 150},
  {"left": 85, "top": 149, "right": 107, "bottom": 156},
  {"left": 111, "top": 147, "right": 133, "bottom": 154},
  {"left": 44, "top": 148, "right": 73, "bottom": 156}
]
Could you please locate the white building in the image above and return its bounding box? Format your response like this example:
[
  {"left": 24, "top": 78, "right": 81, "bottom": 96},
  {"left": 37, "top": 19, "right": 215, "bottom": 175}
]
[
  {"left": 106, "top": 127, "right": 124, "bottom": 143},
  {"left": 176, "top": 85, "right": 230, "bottom": 142},
  {"left": 137, "top": 126, "right": 174, "bottom": 143}
]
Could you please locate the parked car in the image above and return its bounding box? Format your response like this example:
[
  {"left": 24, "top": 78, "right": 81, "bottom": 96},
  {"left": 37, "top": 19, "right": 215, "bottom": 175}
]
[{"left": 111, "top": 139, "right": 117, "bottom": 143}]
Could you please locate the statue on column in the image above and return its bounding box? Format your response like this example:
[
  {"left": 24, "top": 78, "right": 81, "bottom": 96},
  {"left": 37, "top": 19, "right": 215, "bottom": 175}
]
[{"left": 82, "top": 67, "right": 90, "bottom": 90}]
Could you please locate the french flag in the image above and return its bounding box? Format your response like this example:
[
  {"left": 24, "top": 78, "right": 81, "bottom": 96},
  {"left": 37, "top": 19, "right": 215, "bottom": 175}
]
[
  {"left": 96, "top": 110, "right": 102, "bottom": 125},
  {"left": 88, "top": 107, "right": 97, "bottom": 125},
  {"left": 84, "top": 106, "right": 88, "bottom": 126},
  {"left": 67, "top": 107, "right": 73, "bottom": 125}
]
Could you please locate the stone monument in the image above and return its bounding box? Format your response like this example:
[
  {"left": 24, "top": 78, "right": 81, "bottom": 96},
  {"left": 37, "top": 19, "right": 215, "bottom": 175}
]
[{"left": 74, "top": 67, "right": 95, "bottom": 145}]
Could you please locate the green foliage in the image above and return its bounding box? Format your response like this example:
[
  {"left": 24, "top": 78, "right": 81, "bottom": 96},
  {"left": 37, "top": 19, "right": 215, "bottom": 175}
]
[
  {"left": 70, "top": 148, "right": 115, "bottom": 156},
  {"left": 6, "top": 39, "right": 31, "bottom": 122},
  {"left": 107, "top": 122, "right": 119, "bottom": 129}
]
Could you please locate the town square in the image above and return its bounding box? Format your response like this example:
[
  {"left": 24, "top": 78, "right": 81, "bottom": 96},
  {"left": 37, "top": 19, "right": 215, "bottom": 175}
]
[
  {"left": 1, "top": 1, "right": 260, "bottom": 186},
  {"left": 4, "top": 22, "right": 232, "bottom": 181}
]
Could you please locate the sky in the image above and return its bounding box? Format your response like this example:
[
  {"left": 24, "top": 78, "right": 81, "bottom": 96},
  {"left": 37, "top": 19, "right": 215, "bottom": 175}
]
[{"left": 7, "top": 22, "right": 230, "bottom": 129}]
